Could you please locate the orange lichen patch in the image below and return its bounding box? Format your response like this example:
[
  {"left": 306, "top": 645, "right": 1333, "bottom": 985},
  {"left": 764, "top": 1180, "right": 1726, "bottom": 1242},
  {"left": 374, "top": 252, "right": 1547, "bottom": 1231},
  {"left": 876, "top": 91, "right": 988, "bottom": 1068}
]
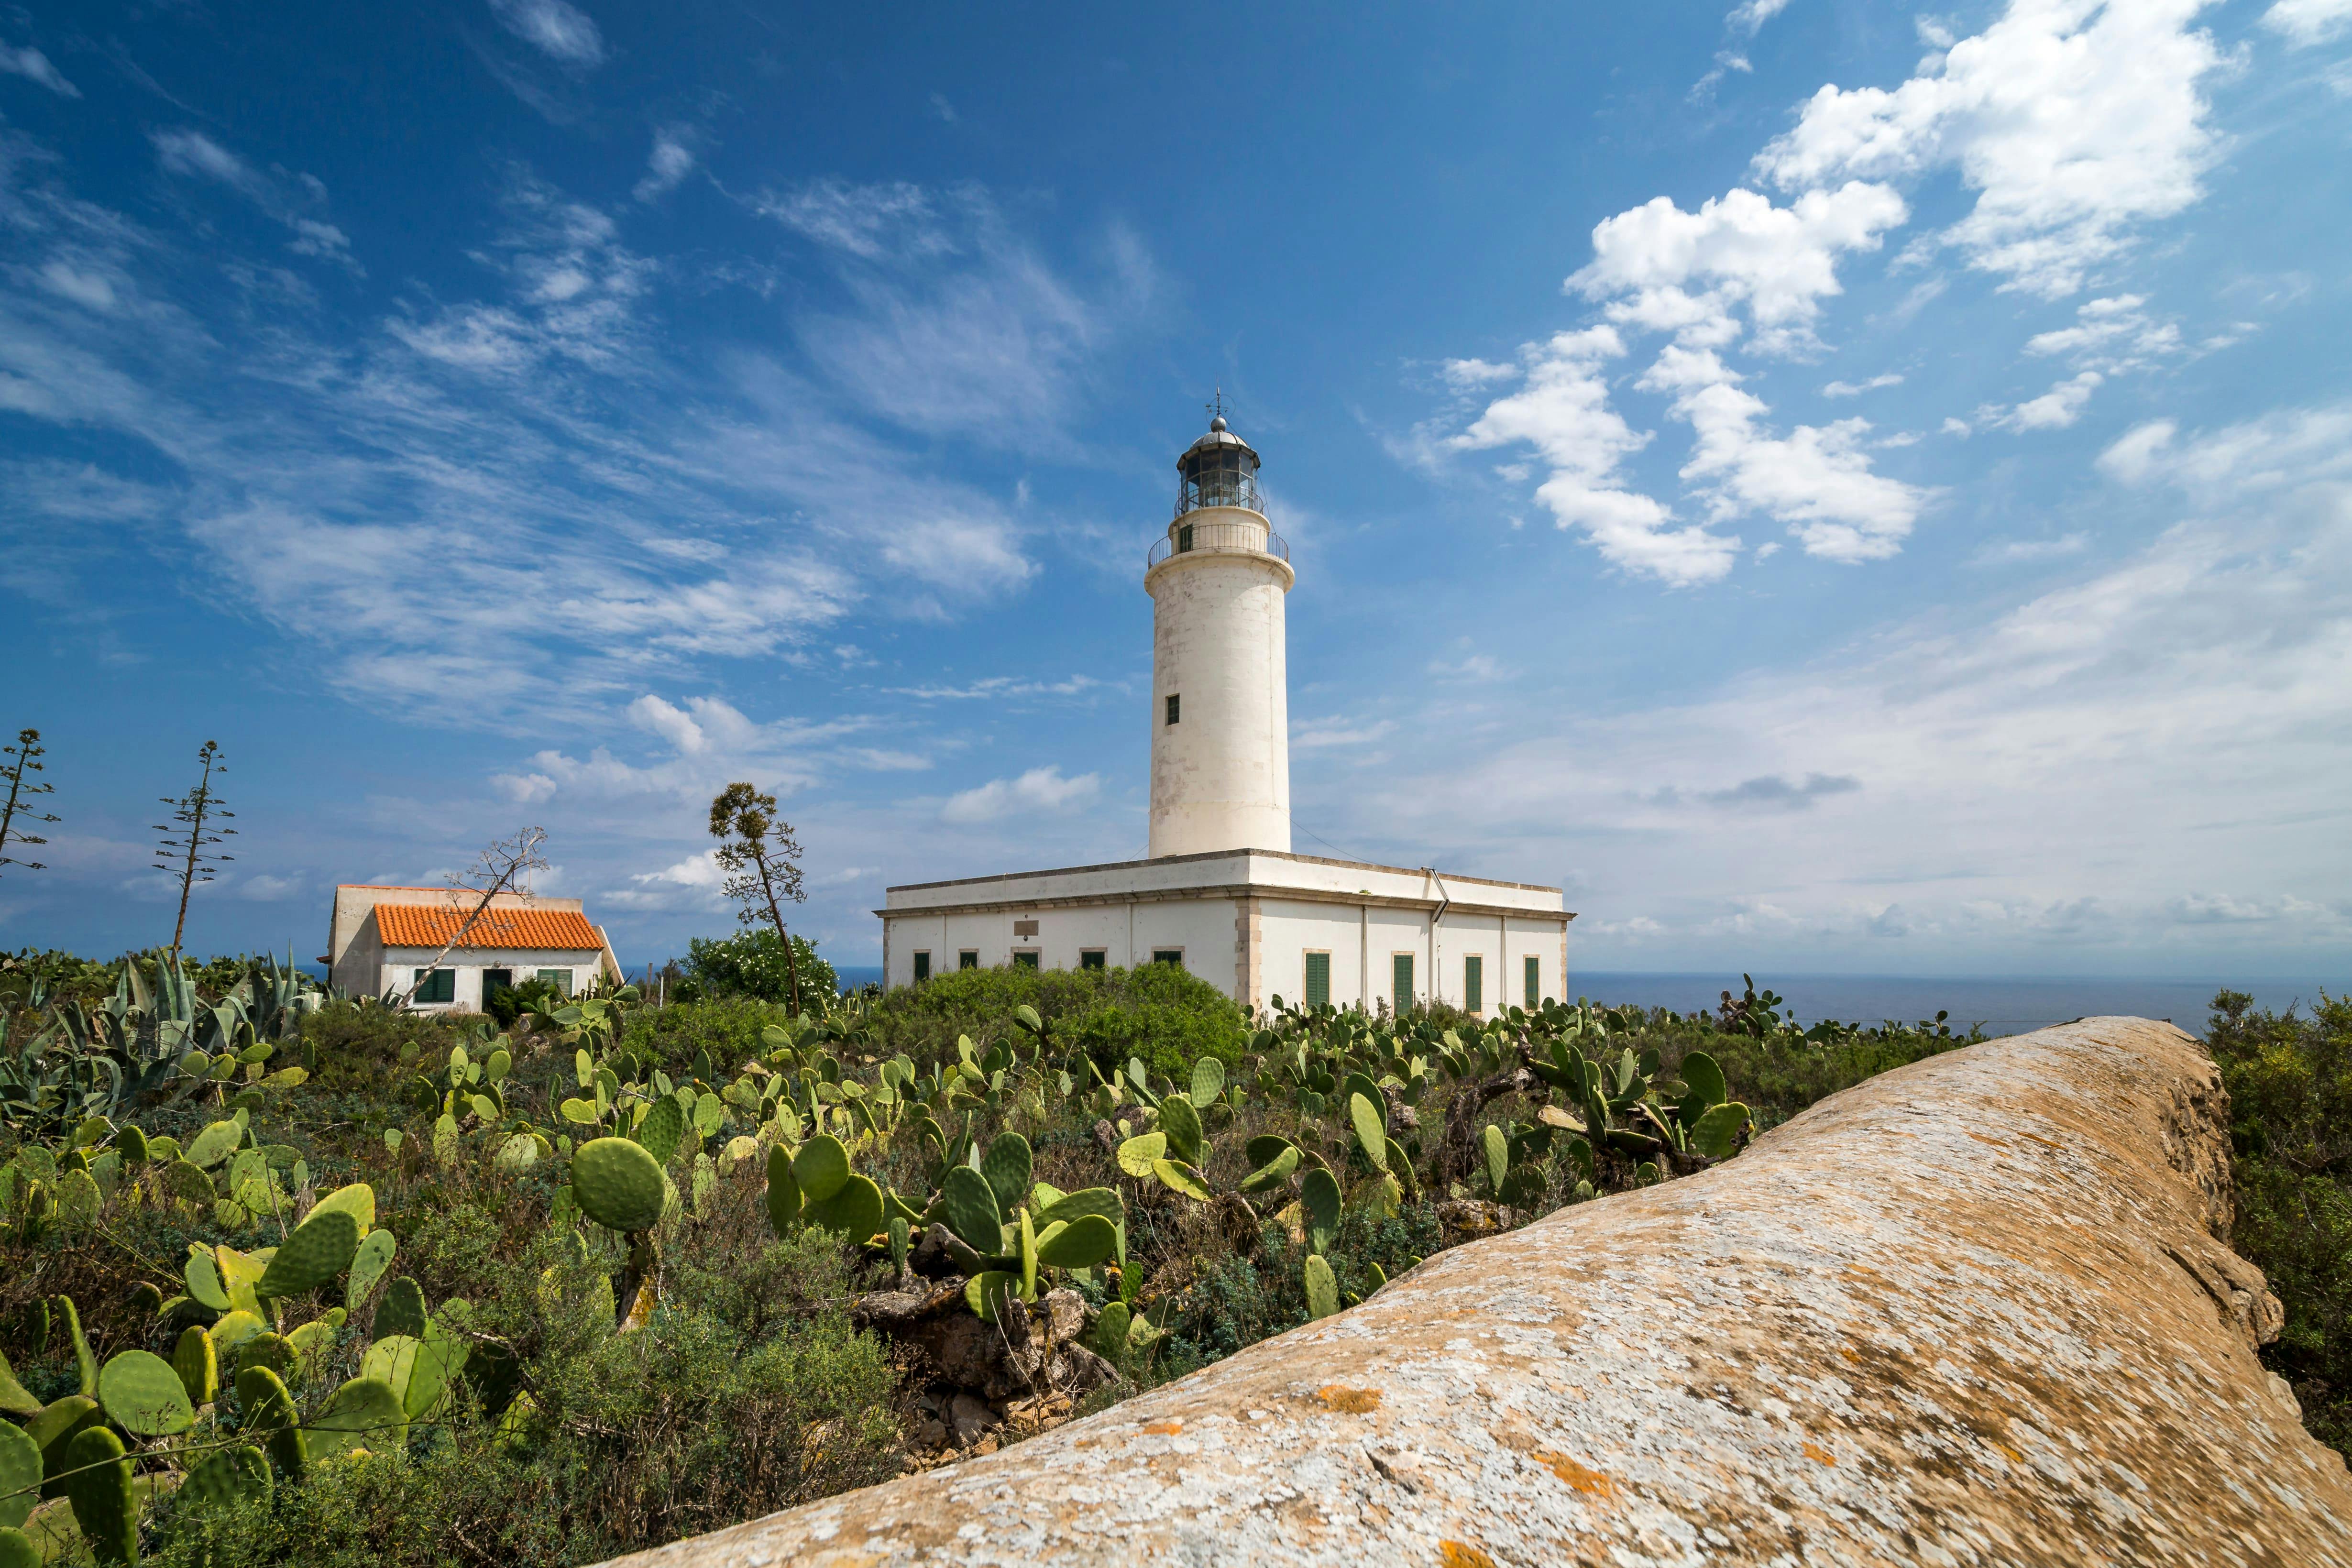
[
  {"left": 1996, "top": 1442, "right": 2026, "bottom": 1464},
  {"left": 1533, "top": 1451, "right": 1616, "bottom": 1497},
  {"left": 1139, "top": 1420, "right": 1182, "bottom": 1436},
  {"left": 1439, "top": 1544, "right": 1496, "bottom": 1568},
  {"left": 1318, "top": 1386, "right": 1382, "bottom": 1414},
  {"left": 374, "top": 902, "right": 604, "bottom": 951},
  {"left": 1802, "top": 1442, "right": 1836, "bottom": 1466}
]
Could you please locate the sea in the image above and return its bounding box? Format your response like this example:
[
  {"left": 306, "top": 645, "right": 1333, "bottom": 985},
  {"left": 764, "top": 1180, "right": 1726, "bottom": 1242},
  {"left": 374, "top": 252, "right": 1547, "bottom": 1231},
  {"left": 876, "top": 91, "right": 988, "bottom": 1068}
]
[{"left": 824, "top": 964, "right": 2341, "bottom": 1039}]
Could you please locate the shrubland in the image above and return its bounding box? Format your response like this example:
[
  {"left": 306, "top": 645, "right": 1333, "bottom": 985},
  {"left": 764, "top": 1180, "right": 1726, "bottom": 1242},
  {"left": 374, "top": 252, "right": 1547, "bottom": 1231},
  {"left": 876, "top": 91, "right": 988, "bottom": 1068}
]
[{"left": 0, "top": 950, "right": 2336, "bottom": 1566}]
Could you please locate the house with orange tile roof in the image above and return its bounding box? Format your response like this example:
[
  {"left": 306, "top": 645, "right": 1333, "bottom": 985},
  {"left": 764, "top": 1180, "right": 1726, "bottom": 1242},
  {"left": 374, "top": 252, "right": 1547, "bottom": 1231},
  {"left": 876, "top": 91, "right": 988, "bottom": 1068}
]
[{"left": 322, "top": 885, "right": 623, "bottom": 1010}]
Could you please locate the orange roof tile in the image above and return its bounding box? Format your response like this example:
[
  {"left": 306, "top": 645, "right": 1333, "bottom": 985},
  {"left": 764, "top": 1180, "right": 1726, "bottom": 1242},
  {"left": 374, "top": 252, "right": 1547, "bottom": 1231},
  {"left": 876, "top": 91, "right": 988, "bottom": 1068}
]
[{"left": 374, "top": 904, "right": 605, "bottom": 952}]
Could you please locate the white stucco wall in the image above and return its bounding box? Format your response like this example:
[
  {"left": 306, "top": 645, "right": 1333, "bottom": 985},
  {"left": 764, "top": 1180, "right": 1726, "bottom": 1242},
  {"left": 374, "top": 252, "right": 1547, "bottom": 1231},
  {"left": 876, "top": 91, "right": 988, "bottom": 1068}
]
[
  {"left": 379, "top": 948, "right": 606, "bottom": 1010},
  {"left": 1145, "top": 506, "right": 1292, "bottom": 859}
]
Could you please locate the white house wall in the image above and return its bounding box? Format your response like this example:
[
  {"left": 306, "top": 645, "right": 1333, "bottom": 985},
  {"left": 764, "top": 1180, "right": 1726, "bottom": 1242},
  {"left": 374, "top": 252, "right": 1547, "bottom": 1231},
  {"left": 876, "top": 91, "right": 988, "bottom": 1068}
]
[
  {"left": 379, "top": 948, "right": 606, "bottom": 1011},
  {"left": 886, "top": 899, "right": 1243, "bottom": 991}
]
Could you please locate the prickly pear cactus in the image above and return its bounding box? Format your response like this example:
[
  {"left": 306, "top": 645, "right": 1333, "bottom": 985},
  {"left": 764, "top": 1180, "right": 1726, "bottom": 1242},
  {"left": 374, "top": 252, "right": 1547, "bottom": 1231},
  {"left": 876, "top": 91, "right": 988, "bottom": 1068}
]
[
  {"left": 172, "top": 1325, "right": 218, "bottom": 1407},
  {"left": 0, "top": 1527, "right": 32, "bottom": 1568},
  {"left": 52, "top": 1296, "right": 93, "bottom": 1399},
  {"left": 570, "top": 1137, "right": 667, "bottom": 1234},
  {"left": 0, "top": 1422, "right": 37, "bottom": 1529},
  {"left": 309, "top": 1375, "right": 405, "bottom": 1462},
  {"left": 346, "top": 1228, "right": 397, "bottom": 1311},
  {"left": 764, "top": 1144, "right": 801, "bottom": 1237},
  {"left": 373, "top": 1277, "right": 428, "bottom": 1342},
  {"left": 1303, "top": 1254, "right": 1339, "bottom": 1321},
  {"left": 179, "top": 1443, "right": 271, "bottom": 1517},
  {"left": 95, "top": 1348, "right": 193, "bottom": 1437},
  {"left": 59, "top": 1426, "right": 134, "bottom": 1565},
  {"left": 257, "top": 1206, "right": 360, "bottom": 1299},
  {"left": 235, "top": 1363, "right": 306, "bottom": 1479},
  {"left": 1300, "top": 1168, "right": 1342, "bottom": 1259}
]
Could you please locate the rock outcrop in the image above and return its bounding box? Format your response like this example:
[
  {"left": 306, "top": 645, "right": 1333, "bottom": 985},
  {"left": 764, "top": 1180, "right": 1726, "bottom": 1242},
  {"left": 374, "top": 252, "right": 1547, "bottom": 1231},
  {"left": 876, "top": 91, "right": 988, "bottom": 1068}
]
[{"left": 604, "top": 1018, "right": 2352, "bottom": 1567}]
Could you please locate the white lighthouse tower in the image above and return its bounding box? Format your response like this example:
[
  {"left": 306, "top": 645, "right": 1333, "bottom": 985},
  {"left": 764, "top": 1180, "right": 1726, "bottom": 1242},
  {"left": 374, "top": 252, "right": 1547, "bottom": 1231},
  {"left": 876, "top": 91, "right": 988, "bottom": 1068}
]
[
  {"left": 1146, "top": 415, "right": 1293, "bottom": 858},
  {"left": 879, "top": 404, "right": 1570, "bottom": 1014}
]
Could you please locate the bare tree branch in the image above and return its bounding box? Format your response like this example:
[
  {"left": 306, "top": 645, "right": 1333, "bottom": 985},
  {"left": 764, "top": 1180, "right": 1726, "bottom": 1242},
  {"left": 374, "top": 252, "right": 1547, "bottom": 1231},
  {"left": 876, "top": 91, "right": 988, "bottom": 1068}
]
[
  {"left": 393, "top": 826, "right": 550, "bottom": 1008},
  {"left": 709, "top": 783, "right": 807, "bottom": 1015}
]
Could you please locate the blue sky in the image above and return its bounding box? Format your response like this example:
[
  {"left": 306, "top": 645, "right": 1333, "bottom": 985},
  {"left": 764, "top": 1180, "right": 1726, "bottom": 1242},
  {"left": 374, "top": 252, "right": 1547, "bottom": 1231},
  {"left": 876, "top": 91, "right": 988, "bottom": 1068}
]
[{"left": 1, "top": 0, "right": 2347, "bottom": 980}]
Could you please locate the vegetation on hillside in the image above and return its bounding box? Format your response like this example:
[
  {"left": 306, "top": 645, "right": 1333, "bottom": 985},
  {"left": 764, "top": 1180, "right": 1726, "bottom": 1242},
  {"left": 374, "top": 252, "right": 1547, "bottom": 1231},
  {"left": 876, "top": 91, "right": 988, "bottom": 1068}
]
[{"left": 0, "top": 948, "right": 2335, "bottom": 1566}]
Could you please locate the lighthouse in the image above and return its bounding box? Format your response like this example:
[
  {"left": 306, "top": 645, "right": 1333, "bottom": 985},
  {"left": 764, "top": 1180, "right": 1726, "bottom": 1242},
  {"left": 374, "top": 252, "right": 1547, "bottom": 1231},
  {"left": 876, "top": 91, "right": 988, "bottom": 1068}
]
[
  {"left": 1146, "top": 415, "right": 1293, "bottom": 858},
  {"left": 879, "top": 404, "right": 1570, "bottom": 1014}
]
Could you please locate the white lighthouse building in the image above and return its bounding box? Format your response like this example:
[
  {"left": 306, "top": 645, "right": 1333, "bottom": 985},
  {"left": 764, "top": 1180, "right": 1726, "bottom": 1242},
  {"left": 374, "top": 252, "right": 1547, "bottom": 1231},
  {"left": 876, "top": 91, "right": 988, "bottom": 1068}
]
[{"left": 879, "top": 414, "right": 1571, "bottom": 1015}]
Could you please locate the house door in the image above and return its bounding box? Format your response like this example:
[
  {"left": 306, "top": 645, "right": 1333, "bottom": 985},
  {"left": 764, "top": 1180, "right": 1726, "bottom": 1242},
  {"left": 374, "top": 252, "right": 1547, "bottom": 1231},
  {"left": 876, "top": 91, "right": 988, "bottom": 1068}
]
[{"left": 481, "top": 968, "right": 514, "bottom": 1006}]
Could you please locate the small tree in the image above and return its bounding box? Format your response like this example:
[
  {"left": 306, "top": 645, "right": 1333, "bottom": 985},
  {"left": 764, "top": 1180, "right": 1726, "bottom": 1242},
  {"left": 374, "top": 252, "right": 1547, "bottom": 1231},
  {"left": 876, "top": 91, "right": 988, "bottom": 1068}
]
[
  {"left": 153, "top": 740, "right": 235, "bottom": 965},
  {"left": 395, "top": 826, "right": 550, "bottom": 1008},
  {"left": 708, "top": 782, "right": 807, "bottom": 1015},
  {"left": 0, "top": 728, "right": 59, "bottom": 877}
]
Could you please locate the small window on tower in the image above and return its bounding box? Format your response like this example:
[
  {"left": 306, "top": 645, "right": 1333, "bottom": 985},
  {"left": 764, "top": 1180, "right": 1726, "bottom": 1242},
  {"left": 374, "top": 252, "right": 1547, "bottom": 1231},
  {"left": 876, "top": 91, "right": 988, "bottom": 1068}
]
[{"left": 1165, "top": 694, "right": 1180, "bottom": 726}]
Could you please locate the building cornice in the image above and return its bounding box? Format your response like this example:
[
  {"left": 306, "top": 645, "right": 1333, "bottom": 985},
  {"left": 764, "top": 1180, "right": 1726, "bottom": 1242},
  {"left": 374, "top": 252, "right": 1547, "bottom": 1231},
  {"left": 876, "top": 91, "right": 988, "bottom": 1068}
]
[{"left": 876, "top": 881, "right": 1574, "bottom": 925}]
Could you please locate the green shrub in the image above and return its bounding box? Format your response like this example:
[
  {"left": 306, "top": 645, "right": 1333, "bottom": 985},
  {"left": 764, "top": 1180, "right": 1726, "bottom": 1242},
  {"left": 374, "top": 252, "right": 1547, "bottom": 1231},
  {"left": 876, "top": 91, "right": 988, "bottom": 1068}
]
[
  {"left": 866, "top": 962, "right": 1248, "bottom": 1076},
  {"left": 2209, "top": 988, "right": 2352, "bottom": 1455},
  {"left": 684, "top": 930, "right": 838, "bottom": 1005},
  {"left": 618, "top": 997, "right": 795, "bottom": 1078}
]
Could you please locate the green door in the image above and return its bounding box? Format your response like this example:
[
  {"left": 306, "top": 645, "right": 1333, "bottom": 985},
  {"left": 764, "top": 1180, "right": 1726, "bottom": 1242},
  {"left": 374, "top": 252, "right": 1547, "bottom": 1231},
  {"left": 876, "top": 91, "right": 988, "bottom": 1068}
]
[
  {"left": 1304, "top": 952, "right": 1330, "bottom": 1009},
  {"left": 1525, "top": 955, "right": 1540, "bottom": 1008},
  {"left": 1392, "top": 954, "right": 1414, "bottom": 1011},
  {"left": 1463, "top": 955, "right": 1482, "bottom": 1013}
]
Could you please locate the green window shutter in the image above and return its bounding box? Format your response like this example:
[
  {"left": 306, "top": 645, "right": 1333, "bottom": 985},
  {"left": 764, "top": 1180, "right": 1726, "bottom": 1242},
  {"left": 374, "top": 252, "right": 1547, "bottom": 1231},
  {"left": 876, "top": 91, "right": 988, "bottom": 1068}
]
[
  {"left": 536, "top": 968, "right": 572, "bottom": 996},
  {"left": 414, "top": 968, "right": 454, "bottom": 1005},
  {"left": 1392, "top": 954, "right": 1414, "bottom": 1011},
  {"left": 1463, "top": 955, "right": 1482, "bottom": 1013},
  {"left": 959, "top": 951, "right": 979, "bottom": 970},
  {"left": 1152, "top": 949, "right": 1184, "bottom": 968},
  {"left": 1080, "top": 950, "right": 1106, "bottom": 971},
  {"left": 1524, "top": 955, "right": 1540, "bottom": 1008},
  {"left": 1304, "top": 952, "right": 1330, "bottom": 1009},
  {"left": 913, "top": 952, "right": 930, "bottom": 982},
  {"left": 1165, "top": 694, "right": 1180, "bottom": 726},
  {"left": 1013, "top": 951, "right": 1040, "bottom": 970}
]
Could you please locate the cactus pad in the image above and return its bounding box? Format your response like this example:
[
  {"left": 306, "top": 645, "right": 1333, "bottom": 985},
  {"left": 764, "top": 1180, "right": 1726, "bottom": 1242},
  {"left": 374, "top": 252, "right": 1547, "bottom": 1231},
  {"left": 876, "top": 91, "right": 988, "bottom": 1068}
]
[
  {"left": 59, "top": 1426, "right": 134, "bottom": 1566},
  {"left": 1035, "top": 1186, "right": 1124, "bottom": 1228},
  {"left": 0, "top": 1527, "right": 33, "bottom": 1568},
  {"left": 1189, "top": 1057, "right": 1226, "bottom": 1106},
  {"left": 1348, "top": 1094, "right": 1390, "bottom": 1173},
  {"left": 53, "top": 1170, "right": 99, "bottom": 1230},
  {"left": 185, "top": 1119, "right": 243, "bottom": 1169},
  {"left": 1689, "top": 1101, "right": 1749, "bottom": 1160},
  {"left": 0, "top": 1421, "right": 37, "bottom": 1529},
  {"left": 1115, "top": 1132, "right": 1165, "bottom": 1178},
  {"left": 571, "top": 1137, "right": 668, "bottom": 1233},
  {"left": 309, "top": 1376, "right": 405, "bottom": 1463},
  {"left": 346, "top": 1228, "right": 397, "bottom": 1311},
  {"left": 633, "top": 1095, "right": 684, "bottom": 1165},
  {"left": 964, "top": 1271, "right": 1021, "bottom": 1323},
  {"left": 52, "top": 1297, "right": 93, "bottom": 1399},
  {"left": 1482, "top": 1123, "right": 1510, "bottom": 1193},
  {"left": 937, "top": 1165, "right": 1002, "bottom": 1253},
  {"left": 1300, "top": 1168, "right": 1342, "bottom": 1258},
  {"left": 163, "top": 1159, "right": 214, "bottom": 1204},
  {"left": 1157, "top": 1095, "right": 1205, "bottom": 1164},
  {"left": 791, "top": 1135, "right": 850, "bottom": 1205},
  {"left": 1036, "top": 1213, "right": 1118, "bottom": 1270},
  {"left": 764, "top": 1145, "right": 801, "bottom": 1237},
  {"left": 235, "top": 1363, "right": 306, "bottom": 1479},
  {"left": 802, "top": 1173, "right": 883, "bottom": 1244},
  {"left": 236, "top": 1332, "right": 294, "bottom": 1380},
  {"left": 96, "top": 1349, "right": 192, "bottom": 1437},
  {"left": 307, "top": 1181, "right": 376, "bottom": 1234},
  {"left": 173, "top": 1325, "right": 218, "bottom": 1407},
  {"left": 1090, "top": 1301, "right": 1132, "bottom": 1362},
  {"left": 179, "top": 1443, "right": 271, "bottom": 1517},
  {"left": 1239, "top": 1141, "right": 1300, "bottom": 1194},
  {"left": 258, "top": 1207, "right": 360, "bottom": 1300},
  {"left": 979, "top": 1133, "right": 1032, "bottom": 1212},
  {"left": 0, "top": 1351, "right": 41, "bottom": 1420},
  {"left": 1303, "top": 1254, "right": 1339, "bottom": 1321},
  {"left": 374, "top": 1276, "right": 428, "bottom": 1342}
]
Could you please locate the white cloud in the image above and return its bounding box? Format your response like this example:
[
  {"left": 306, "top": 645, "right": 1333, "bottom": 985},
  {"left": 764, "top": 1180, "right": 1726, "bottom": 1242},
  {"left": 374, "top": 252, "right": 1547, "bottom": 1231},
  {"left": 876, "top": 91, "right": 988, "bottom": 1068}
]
[
  {"left": 1292, "top": 719, "right": 1397, "bottom": 751},
  {"left": 1448, "top": 327, "right": 1734, "bottom": 586},
  {"left": 928, "top": 92, "right": 958, "bottom": 123},
  {"left": 633, "top": 127, "right": 696, "bottom": 202},
  {"left": 1988, "top": 370, "right": 2103, "bottom": 431},
  {"left": 1973, "top": 531, "right": 2090, "bottom": 564},
  {"left": 627, "top": 694, "right": 708, "bottom": 754},
  {"left": 1823, "top": 373, "right": 1903, "bottom": 396},
  {"left": 1726, "top": 0, "right": 1793, "bottom": 34},
  {"left": 151, "top": 130, "right": 358, "bottom": 270},
  {"left": 2263, "top": 0, "right": 2352, "bottom": 44},
  {"left": 1639, "top": 345, "right": 1927, "bottom": 561},
  {"left": 0, "top": 43, "right": 78, "bottom": 97},
  {"left": 2098, "top": 403, "right": 2352, "bottom": 493},
  {"left": 488, "top": 0, "right": 605, "bottom": 66},
  {"left": 940, "top": 767, "right": 1101, "bottom": 823},
  {"left": 2023, "top": 294, "right": 2181, "bottom": 371},
  {"left": 1753, "top": 0, "right": 2227, "bottom": 296},
  {"left": 1440, "top": 358, "right": 1519, "bottom": 390},
  {"left": 632, "top": 850, "right": 725, "bottom": 889},
  {"left": 758, "top": 180, "right": 943, "bottom": 261}
]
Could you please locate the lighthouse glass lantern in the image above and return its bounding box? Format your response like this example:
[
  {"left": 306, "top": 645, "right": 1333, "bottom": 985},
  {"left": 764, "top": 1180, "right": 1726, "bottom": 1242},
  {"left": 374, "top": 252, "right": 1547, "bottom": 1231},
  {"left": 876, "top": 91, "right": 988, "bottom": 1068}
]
[{"left": 1176, "top": 417, "right": 1262, "bottom": 517}]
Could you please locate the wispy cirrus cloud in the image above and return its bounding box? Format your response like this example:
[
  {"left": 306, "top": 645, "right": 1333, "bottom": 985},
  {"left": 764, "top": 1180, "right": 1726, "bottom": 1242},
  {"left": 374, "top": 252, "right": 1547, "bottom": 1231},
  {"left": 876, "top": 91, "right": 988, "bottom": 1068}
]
[{"left": 0, "top": 41, "right": 77, "bottom": 97}]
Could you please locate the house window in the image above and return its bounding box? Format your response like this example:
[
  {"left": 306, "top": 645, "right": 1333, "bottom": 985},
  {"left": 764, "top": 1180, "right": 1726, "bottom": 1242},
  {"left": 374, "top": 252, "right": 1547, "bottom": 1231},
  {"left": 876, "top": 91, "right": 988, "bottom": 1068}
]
[
  {"left": 913, "top": 951, "right": 931, "bottom": 982},
  {"left": 1080, "top": 949, "right": 1107, "bottom": 971},
  {"left": 1392, "top": 954, "right": 1414, "bottom": 1010},
  {"left": 1463, "top": 955, "right": 1483, "bottom": 1013},
  {"left": 481, "top": 967, "right": 514, "bottom": 1003},
  {"left": 959, "top": 950, "right": 980, "bottom": 970},
  {"left": 1013, "top": 951, "right": 1040, "bottom": 970},
  {"left": 536, "top": 968, "right": 573, "bottom": 996},
  {"left": 1303, "top": 952, "right": 1330, "bottom": 1009},
  {"left": 412, "top": 968, "right": 455, "bottom": 1005},
  {"left": 1152, "top": 949, "right": 1184, "bottom": 968},
  {"left": 1165, "top": 693, "right": 1180, "bottom": 726},
  {"left": 1524, "top": 955, "right": 1540, "bottom": 1008}
]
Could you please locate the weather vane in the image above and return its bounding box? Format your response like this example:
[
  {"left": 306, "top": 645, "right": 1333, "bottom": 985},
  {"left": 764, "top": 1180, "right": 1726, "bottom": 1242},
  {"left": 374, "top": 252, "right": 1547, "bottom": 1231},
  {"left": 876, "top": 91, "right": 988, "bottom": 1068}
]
[{"left": 1206, "top": 386, "right": 1229, "bottom": 422}]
